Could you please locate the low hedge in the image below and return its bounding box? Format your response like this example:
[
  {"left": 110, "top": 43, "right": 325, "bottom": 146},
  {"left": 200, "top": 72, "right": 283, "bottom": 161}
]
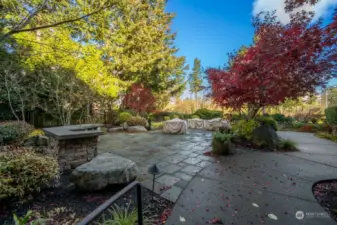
[
  {"left": 255, "top": 116, "right": 278, "bottom": 131},
  {"left": 194, "top": 108, "right": 223, "bottom": 120},
  {"left": 325, "top": 106, "right": 337, "bottom": 125},
  {"left": 152, "top": 122, "right": 164, "bottom": 129},
  {"left": 0, "top": 121, "right": 34, "bottom": 145},
  {"left": 127, "top": 116, "right": 147, "bottom": 126},
  {"left": 0, "top": 149, "right": 59, "bottom": 200},
  {"left": 315, "top": 132, "right": 337, "bottom": 142},
  {"left": 152, "top": 112, "right": 193, "bottom": 121},
  {"left": 118, "top": 112, "right": 132, "bottom": 124},
  {"left": 232, "top": 119, "right": 260, "bottom": 140}
]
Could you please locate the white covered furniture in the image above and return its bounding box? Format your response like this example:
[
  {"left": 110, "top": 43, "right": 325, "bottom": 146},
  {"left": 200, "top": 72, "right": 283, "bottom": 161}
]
[
  {"left": 163, "top": 118, "right": 188, "bottom": 134},
  {"left": 187, "top": 118, "right": 205, "bottom": 129},
  {"left": 187, "top": 118, "right": 231, "bottom": 131},
  {"left": 204, "top": 118, "right": 222, "bottom": 130}
]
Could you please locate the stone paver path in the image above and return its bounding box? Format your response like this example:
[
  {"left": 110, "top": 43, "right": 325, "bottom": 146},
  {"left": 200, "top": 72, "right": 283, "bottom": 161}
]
[
  {"left": 99, "top": 130, "right": 337, "bottom": 224},
  {"left": 98, "top": 130, "right": 215, "bottom": 202}
]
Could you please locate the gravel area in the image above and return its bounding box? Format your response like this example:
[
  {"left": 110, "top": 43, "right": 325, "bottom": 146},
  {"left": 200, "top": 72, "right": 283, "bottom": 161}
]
[{"left": 313, "top": 180, "right": 337, "bottom": 222}]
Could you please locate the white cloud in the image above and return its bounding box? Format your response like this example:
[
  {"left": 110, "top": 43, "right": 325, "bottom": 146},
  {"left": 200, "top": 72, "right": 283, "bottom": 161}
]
[{"left": 253, "top": 0, "right": 337, "bottom": 24}]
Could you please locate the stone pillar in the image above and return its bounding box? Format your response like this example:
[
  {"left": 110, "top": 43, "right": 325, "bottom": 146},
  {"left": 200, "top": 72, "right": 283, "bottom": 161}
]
[
  {"left": 49, "top": 136, "right": 99, "bottom": 172},
  {"left": 43, "top": 124, "right": 103, "bottom": 172}
]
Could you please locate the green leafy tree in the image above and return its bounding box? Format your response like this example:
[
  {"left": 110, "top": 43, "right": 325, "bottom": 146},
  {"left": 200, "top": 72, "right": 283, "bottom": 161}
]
[
  {"left": 322, "top": 87, "right": 337, "bottom": 108},
  {"left": 0, "top": 0, "right": 121, "bottom": 43},
  {"left": 189, "top": 58, "right": 203, "bottom": 109},
  {"left": 0, "top": 0, "right": 187, "bottom": 123}
]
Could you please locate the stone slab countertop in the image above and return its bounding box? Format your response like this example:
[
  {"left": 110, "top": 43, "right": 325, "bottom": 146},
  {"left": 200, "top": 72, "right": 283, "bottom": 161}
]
[{"left": 43, "top": 124, "right": 104, "bottom": 140}]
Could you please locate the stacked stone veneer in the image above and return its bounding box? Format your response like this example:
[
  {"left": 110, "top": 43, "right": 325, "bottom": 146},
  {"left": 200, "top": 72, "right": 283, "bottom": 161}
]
[{"left": 49, "top": 136, "right": 98, "bottom": 172}]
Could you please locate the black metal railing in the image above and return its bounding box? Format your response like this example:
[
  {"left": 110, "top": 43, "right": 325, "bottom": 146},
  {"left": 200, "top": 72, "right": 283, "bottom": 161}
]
[{"left": 78, "top": 181, "right": 143, "bottom": 225}]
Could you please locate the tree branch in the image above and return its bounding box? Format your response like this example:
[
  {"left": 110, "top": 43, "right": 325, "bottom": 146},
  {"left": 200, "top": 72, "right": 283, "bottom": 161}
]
[
  {"left": 0, "top": 2, "right": 114, "bottom": 42},
  {"left": 4, "top": 63, "right": 20, "bottom": 121},
  {"left": 0, "top": 0, "right": 48, "bottom": 43}
]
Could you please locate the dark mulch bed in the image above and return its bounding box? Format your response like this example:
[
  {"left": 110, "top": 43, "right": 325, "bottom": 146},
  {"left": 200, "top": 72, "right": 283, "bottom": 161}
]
[
  {"left": 0, "top": 174, "right": 173, "bottom": 225},
  {"left": 312, "top": 180, "right": 337, "bottom": 221}
]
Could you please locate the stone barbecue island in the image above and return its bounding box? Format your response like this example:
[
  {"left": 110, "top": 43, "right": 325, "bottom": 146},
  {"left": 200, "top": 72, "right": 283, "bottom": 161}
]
[{"left": 43, "top": 124, "right": 104, "bottom": 172}]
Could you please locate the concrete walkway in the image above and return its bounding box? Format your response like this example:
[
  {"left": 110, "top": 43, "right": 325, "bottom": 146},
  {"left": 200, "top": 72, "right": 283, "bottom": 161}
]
[{"left": 166, "top": 132, "right": 337, "bottom": 225}]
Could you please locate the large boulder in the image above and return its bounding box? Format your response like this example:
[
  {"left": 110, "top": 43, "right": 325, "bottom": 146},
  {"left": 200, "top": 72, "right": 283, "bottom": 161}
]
[
  {"left": 23, "top": 136, "right": 38, "bottom": 146},
  {"left": 127, "top": 126, "right": 147, "bottom": 133},
  {"left": 24, "top": 135, "right": 49, "bottom": 147},
  {"left": 108, "top": 127, "right": 124, "bottom": 133},
  {"left": 37, "top": 135, "right": 49, "bottom": 146},
  {"left": 252, "top": 125, "right": 279, "bottom": 149},
  {"left": 69, "top": 153, "right": 138, "bottom": 191}
]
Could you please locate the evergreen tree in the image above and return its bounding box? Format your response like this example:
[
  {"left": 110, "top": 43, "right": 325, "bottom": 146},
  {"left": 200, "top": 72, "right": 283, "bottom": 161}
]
[{"left": 189, "top": 58, "right": 203, "bottom": 109}]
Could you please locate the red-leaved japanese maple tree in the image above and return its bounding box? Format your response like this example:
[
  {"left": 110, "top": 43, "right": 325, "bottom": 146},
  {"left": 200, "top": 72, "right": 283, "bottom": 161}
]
[
  {"left": 122, "top": 83, "right": 155, "bottom": 114},
  {"left": 207, "top": 3, "right": 337, "bottom": 118}
]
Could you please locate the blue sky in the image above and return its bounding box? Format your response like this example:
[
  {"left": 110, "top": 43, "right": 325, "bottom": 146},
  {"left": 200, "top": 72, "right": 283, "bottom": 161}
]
[
  {"left": 165, "top": 0, "right": 337, "bottom": 95},
  {"left": 166, "top": 0, "right": 254, "bottom": 70}
]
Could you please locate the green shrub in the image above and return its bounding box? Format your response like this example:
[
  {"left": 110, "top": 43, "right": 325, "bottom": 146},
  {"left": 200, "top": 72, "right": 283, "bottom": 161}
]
[
  {"left": 152, "top": 112, "right": 191, "bottom": 121},
  {"left": 271, "top": 114, "right": 286, "bottom": 122},
  {"left": 99, "top": 202, "right": 154, "bottom": 225},
  {"left": 212, "top": 132, "right": 233, "bottom": 155},
  {"left": 106, "top": 110, "right": 120, "bottom": 125},
  {"left": 176, "top": 113, "right": 192, "bottom": 119},
  {"left": 127, "top": 116, "right": 147, "bottom": 126},
  {"left": 163, "top": 116, "right": 170, "bottom": 121},
  {"left": 152, "top": 112, "right": 171, "bottom": 121},
  {"left": 232, "top": 119, "right": 260, "bottom": 140},
  {"left": 315, "top": 132, "right": 337, "bottom": 142},
  {"left": 13, "top": 211, "right": 33, "bottom": 225},
  {"left": 191, "top": 115, "right": 200, "bottom": 119},
  {"left": 194, "top": 108, "right": 223, "bottom": 120},
  {"left": 170, "top": 114, "right": 179, "bottom": 119},
  {"left": 212, "top": 139, "right": 232, "bottom": 155},
  {"left": 152, "top": 122, "right": 163, "bottom": 129},
  {"left": 278, "top": 139, "right": 297, "bottom": 151},
  {"left": 0, "top": 149, "right": 59, "bottom": 200},
  {"left": 118, "top": 112, "right": 132, "bottom": 124},
  {"left": 213, "top": 132, "right": 233, "bottom": 143},
  {"left": 0, "top": 121, "right": 34, "bottom": 145},
  {"left": 231, "top": 114, "right": 246, "bottom": 121},
  {"left": 311, "top": 118, "right": 318, "bottom": 124},
  {"left": 284, "top": 116, "right": 295, "bottom": 123},
  {"left": 256, "top": 116, "right": 278, "bottom": 131},
  {"left": 120, "top": 109, "right": 137, "bottom": 116},
  {"left": 292, "top": 121, "right": 306, "bottom": 129},
  {"left": 325, "top": 106, "right": 337, "bottom": 125},
  {"left": 313, "top": 124, "right": 330, "bottom": 132},
  {"left": 147, "top": 113, "right": 154, "bottom": 121}
]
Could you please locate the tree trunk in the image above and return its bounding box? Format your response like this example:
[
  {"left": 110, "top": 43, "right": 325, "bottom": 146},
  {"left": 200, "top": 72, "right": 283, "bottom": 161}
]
[
  {"left": 195, "top": 92, "right": 198, "bottom": 110},
  {"left": 19, "top": 95, "right": 25, "bottom": 122},
  {"left": 262, "top": 107, "right": 266, "bottom": 115},
  {"left": 66, "top": 111, "right": 71, "bottom": 125},
  {"left": 332, "top": 125, "right": 337, "bottom": 136},
  {"left": 247, "top": 104, "right": 260, "bottom": 119}
]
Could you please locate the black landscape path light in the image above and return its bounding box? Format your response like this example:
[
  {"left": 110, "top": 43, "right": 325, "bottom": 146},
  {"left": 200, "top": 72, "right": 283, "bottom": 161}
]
[{"left": 148, "top": 164, "right": 160, "bottom": 194}]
